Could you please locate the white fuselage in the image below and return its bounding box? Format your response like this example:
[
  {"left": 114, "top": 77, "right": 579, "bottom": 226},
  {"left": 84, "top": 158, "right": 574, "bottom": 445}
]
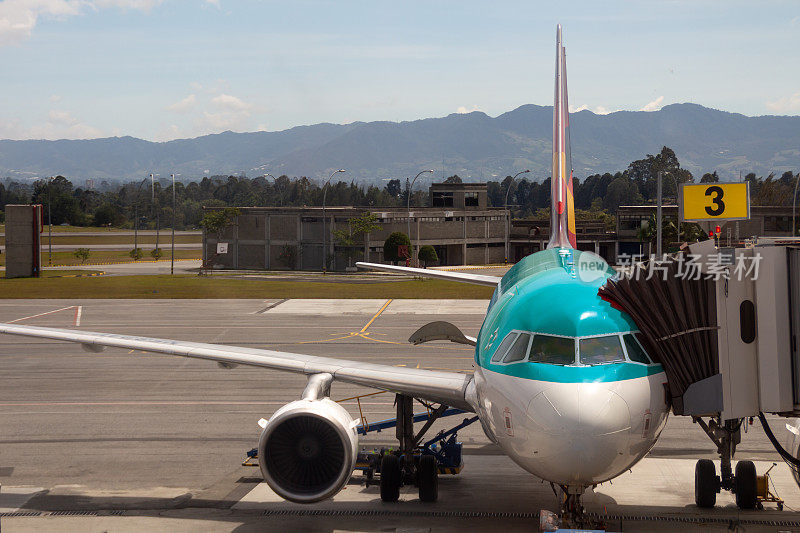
[{"left": 471, "top": 366, "right": 670, "bottom": 488}]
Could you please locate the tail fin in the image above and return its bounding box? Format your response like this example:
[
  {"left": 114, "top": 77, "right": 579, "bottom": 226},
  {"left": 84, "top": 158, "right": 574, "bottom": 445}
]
[{"left": 547, "top": 24, "right": 577, "bottom": 249}]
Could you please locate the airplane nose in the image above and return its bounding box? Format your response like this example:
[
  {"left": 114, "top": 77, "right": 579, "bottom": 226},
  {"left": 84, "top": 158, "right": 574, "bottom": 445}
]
[{"left": 527, "top": 384, "right": 631, "bottom": 483}]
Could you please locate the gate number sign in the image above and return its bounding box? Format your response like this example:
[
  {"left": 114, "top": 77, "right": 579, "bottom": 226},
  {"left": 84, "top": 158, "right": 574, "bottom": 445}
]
[{"left": 679, "top": 182, "right": 750, "bottom": 222}]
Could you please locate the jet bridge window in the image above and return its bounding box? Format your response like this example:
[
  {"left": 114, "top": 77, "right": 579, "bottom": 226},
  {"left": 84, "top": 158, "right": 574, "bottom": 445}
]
[
  {"left": 502, "top": 333, "right": 531, "bottom": 363},
  {"left": 579, "top": 335, "right": 626, "bottom": 365},
  {"left": 528, "top": 334, "right": 576, "bottom": 365},
  {"left": 622, "top": 333, "right": 651, "bottom": 364}
]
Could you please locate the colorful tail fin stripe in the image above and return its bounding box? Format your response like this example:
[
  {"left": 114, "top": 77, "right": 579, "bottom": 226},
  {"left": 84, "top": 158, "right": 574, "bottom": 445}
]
[{"left": 547, "top": 25, "right": 577, "bottom": 249}]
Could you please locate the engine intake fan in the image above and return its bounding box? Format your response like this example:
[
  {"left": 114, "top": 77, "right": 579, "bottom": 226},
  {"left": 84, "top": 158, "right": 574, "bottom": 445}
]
[{"left": 258, "top": 398, "right": 358, "bottom": 503}]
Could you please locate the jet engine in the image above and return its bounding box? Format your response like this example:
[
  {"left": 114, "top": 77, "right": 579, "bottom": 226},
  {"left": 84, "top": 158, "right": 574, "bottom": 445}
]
[{"left": 258, "top": 397, "right": 359, "bottom": 503}]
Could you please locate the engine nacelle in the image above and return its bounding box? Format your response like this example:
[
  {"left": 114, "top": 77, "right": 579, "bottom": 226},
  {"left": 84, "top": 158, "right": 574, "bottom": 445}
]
[{"left": 258, "top": 398, "right": 359, "bottom": 503}]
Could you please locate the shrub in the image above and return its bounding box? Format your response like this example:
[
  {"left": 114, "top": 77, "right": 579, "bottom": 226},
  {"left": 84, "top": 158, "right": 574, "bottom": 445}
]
[
  {"left": 383, "top": 232, "right": 410, "bottom": 264},
  {"left": 73, "top": 248, "right": 90, "bottom": 264}
]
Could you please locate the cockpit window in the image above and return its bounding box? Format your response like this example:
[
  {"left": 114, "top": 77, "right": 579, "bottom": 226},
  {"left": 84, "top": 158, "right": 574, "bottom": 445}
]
[
  {"left": 502, "top": 333, "right": 531, "bottom": 363},
  {"left": 529, "top": 334, "right": 576, "bottom": 365},
  {"left": 491, "top": 332, "right": 518, "bottom": 362},
  {"left": 579, "top": 335, "right": 626, "bottom": 365},
  {"left": 623, "top": 334, "right": 651, "bottom": 364}
]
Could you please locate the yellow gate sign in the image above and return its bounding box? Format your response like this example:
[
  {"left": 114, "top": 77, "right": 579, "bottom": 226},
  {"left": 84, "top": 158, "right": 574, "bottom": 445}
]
[{"left": 679, "top": 182, "right": 750, "bottom": 222}]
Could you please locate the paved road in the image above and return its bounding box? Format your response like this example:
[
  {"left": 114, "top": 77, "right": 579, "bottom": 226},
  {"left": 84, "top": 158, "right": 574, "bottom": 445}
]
[{"left": 0, "top": 299, "right": 797, "bottom": 532}]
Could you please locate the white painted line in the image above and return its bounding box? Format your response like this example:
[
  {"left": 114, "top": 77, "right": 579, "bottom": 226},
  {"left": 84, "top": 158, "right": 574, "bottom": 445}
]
[
  {"left": 264, "top": 299, "right": 387, "bottom": 315},
  {"left": 74, "top": 305, "right": 82, "bottom": 327},
  {"left": 8, "top": 306, "right": 76, "bottom": 324}
]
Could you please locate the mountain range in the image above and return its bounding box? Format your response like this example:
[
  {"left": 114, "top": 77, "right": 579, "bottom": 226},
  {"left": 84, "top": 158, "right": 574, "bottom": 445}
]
[{"left": 1, "top": 103, "right": 798, "bottom": 184}]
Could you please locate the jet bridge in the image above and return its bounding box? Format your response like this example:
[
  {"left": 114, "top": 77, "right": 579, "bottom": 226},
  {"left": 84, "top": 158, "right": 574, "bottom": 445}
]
[{"left": 598, "top": 239, "right": 800, "bottom": 508}]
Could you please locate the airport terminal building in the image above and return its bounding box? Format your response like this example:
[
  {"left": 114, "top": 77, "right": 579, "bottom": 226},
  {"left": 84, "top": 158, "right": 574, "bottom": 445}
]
[{"left": 203, "top": 183, "right": 510, "bottom": 271}]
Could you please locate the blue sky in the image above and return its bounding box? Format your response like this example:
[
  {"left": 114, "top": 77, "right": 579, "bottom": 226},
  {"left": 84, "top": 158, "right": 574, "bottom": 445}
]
[{"left": 1, "top": 0, "right": 798, "bottom": 141}]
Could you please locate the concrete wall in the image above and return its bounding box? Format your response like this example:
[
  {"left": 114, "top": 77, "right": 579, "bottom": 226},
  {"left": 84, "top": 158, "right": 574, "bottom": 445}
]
[{"left": 5, "top": 205, "right": 41, "bottom": 278}]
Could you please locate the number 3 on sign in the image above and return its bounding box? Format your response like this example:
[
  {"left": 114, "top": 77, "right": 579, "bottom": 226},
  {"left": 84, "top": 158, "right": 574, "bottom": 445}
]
[{"left": 680, "top": 182, "right": 750, "bottom": 222}]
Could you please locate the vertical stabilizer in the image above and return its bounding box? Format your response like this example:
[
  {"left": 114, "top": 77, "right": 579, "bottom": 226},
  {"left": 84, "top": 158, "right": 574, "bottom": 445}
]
[{"left": 547, "top": 25, "right": 577, "bottom": 249}]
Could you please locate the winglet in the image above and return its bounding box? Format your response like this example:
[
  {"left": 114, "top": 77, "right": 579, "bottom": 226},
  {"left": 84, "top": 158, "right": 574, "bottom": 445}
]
[{"left": 356, "top": 262, "right": 500, "bottom": 287}]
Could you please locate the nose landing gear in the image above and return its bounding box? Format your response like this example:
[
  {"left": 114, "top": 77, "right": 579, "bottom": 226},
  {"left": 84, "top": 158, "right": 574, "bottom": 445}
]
[{"left": 693, "top": 416, "right": 758, "bottom": 509}]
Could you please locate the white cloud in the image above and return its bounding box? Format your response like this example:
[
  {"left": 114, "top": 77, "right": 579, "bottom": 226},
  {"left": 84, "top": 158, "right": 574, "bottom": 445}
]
[
  {"left": 49, "top": 94, "right": 62, "bottom": 103},
  {"left": 640, "top": 96, "right": 665, "bottom": 112},
  {"left": 456, "top": 104, "right": 480, "bottom": 114},
  {"left": 766, "top": 91, "right": 800, "bottom": 113},
  {"left": 569, "top": 104, "right": 589, "bottom": 113},
  {"left": 204, "top": 0, "right": 220, "bottom": 7},
  {"left": 167, "top": 93, "right": 197, "bottom": 113},
  {"left": 0, "top": 0, "right": 160, "bottom": 47},
  {"left": 211, "top": 93, "right": 252, "bottom": 111},
  {"left": 0, "top": 109, "right": 103, "bottom": 139}
]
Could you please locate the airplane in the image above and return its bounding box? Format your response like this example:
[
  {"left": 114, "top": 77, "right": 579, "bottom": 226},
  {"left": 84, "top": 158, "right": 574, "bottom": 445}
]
[{"left": 0, "top": 25, "right": 671, "bottom": 524}]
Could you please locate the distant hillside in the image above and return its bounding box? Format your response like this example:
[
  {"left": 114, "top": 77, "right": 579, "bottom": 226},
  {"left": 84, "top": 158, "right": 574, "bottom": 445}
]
[{"left": 1, "top": 103, "right": 798, "bottom": 182}]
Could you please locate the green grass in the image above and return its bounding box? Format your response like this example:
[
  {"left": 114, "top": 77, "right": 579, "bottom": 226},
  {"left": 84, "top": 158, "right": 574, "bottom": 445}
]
[
  {"left": 0, "top": 249, "right": 202, "bottom": 267},
  {"left": 0, "top": 234, "right": 200, "bottom": 246},
  {"left": 0, "top": 275, "right": 495, "bottom": 299},
  {"left": 0, "top": 225, "right": 195, "bottom": 234}
]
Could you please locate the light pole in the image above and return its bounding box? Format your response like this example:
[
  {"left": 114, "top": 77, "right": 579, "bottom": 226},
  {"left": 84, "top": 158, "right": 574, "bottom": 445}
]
[
  {"left": 793, "top": 172, "right": 800, "bottom": 237},
  {"left": 46, "top": 176, "right": 54, "bottom": 266},
  {"left": 407, "top": 169, "right": 434, "bottom": 265},
  {"left": 170, "top": 174, "right": 177, "bottom": 274},
  {"left": 132, "top": 177, "right": 149, "bottom": 256},
  {"left": 263, "top": 173, "right": 279, "bottom": 206},
  {"left": 503, "top": 170, "right": 530, "bottom": 263},
  {"left": 150, "top": 174, "right": 160, "bottom": 255},
  {"left": 322, "top": 169, "right": 346, "bottom": 273}
]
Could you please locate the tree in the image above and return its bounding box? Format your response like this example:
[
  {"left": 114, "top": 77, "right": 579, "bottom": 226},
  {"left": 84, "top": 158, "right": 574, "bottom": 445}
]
[
  {"left": 418, "top": 245, "right": 438, "bottom": 267},
  {"left": 383, "top": 232, "right": 410, "bottom": 264},
  {"left": 199, "top": 207, "right": 241, "bottom": 239},
  {"left": 73, "top": 248, "right": 90, "bottom": 264},
  {"left": 278, "top": 244, "right": 298, "bottom": 270},
  {"left": 700, "top": 171, "right": 719, "bottom": 183},
  {"left": 443, "top": 175, "right": 462, "bottom": 184},
  {"left": 129, "top": 248, "right": 144, "bottom": 260},
  {"left": 332, "top": 212, "right": 380, "bottom": 268},
  {"left": 385, "top": 179, "right": 402, "bottom": 199},
  {"left": 150, "top": 248, "right": 163, "bottom": 260},
  {"left": 93, "top": 204, "right": 117, "bottom": 226}
]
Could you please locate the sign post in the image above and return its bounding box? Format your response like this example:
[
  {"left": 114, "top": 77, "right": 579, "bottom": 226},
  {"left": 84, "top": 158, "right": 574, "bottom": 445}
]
[{"left": 680, "top": 182, "right": 750, "bottom": 223}]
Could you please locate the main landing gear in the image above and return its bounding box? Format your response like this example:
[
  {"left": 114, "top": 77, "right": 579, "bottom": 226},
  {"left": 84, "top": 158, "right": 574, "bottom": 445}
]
[
  {"left": 693, "top": 417, "right": 757, "bottom": 509},
  {"left": 366, "top": 394, "right": 477, "bottom": 503}
]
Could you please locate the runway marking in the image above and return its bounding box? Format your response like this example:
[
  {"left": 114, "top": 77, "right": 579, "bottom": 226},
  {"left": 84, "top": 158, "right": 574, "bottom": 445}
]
[
  {"left": 359, "top": 299, "right": 392, "bottom": 332},
  {"left": 8, "top": 306, "right": 78, "bottom": 324},
  {"left": 253, "top": 299, "right": 288, "bottom": 314},
  {"left": 74, "top": 306, "right": 82, "bottom": 327}
]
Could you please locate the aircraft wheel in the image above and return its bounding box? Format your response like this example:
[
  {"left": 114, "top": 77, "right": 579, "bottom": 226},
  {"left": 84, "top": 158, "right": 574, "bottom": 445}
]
[
  {"left": 695, "top": 459, "right": 717, "bottom": 508},
  {"left": 380, "top": 454, "right": 402, "bottom": 502},
  {"left": 735, "top": 460, "right": 757, "bottom": 510},
  {"left": 417, "top": 455, "right": 438, "bottom": 502}
]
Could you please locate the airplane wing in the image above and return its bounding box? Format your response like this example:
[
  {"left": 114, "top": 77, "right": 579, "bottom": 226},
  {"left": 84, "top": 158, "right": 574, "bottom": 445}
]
[
  {"left": 0, "top": 323, "right": 473, "bottom": 411},
  {"left": 356, "top": 262, "right": 501, "bottom": 287}
]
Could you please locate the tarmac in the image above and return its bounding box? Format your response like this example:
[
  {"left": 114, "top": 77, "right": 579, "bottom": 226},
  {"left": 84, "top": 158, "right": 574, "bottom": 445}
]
[{"left": 1, "top": 298, "right": 799, "bottom": 532}]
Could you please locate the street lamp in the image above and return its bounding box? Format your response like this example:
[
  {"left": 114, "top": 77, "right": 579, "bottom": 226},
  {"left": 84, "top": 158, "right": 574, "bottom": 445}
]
[
  {"left": 132, "top": 177, "right": 150, "bottom": 255},
  {"left": 407, "top": 169, "right": 434, "bottom": 265},
  {"left": 46, "top": 176, "right": 54, "bottom": 266},
  {"left": 170, "top": 174, "right": 178, "bottom": 274},
  {"left": 263, "top": 173, "right": 281, "bottom": 206},
  {"left": 150, "top": 173, "right": 160, "bottom": 255},
  {"left": 503, "top": 170, "right": 530, "bottom": 263},
  {"left": 322, "top": 169, "right": 346, "bottom": 273},
  {"left": 793, "top": 172, "right": 800, "bottom": 237},
  {"left": 656, "top": 171, "right": 682, "bottom": 257}
]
